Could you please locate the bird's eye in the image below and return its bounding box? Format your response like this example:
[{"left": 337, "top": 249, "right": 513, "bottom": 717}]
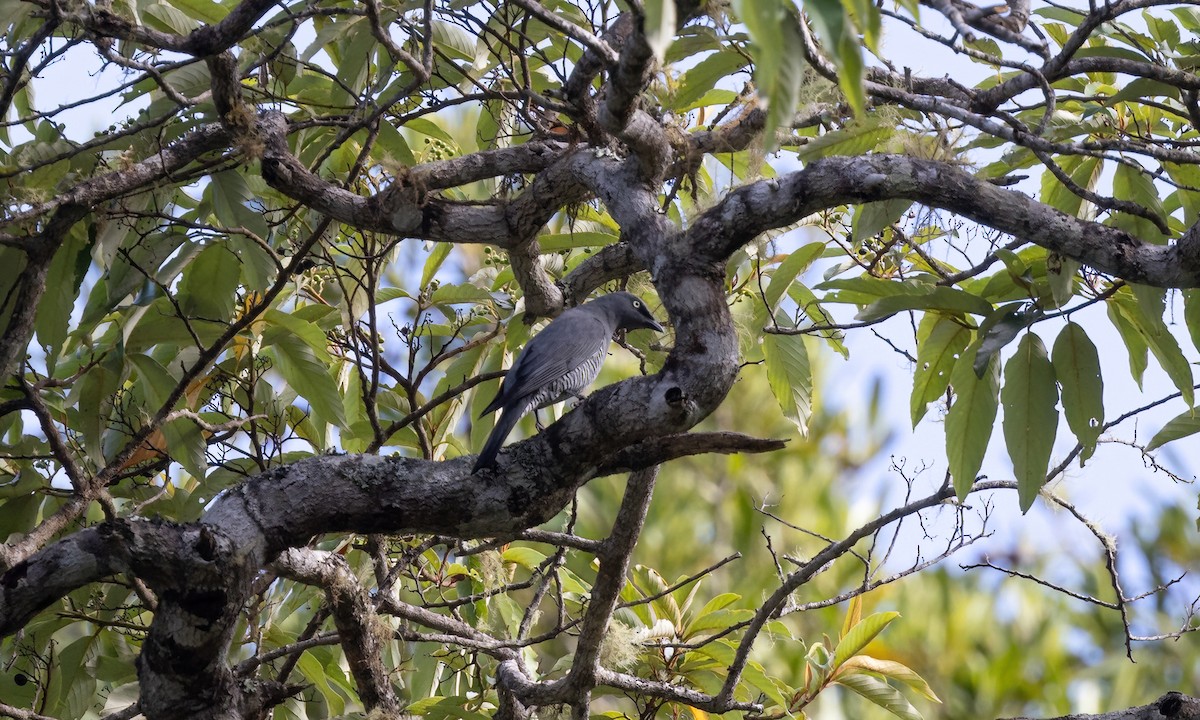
[{"left": 633, "top": 300, "right": 642, "bottom": 308}]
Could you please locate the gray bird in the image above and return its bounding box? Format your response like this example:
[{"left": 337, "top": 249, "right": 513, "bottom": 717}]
[{"left": 472, "top": 292, "right": 664, "bottom": 472}]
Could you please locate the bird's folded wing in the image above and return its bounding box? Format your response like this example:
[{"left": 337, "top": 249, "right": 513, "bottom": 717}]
[{"left": 503, "top": 312, "right": 612, "bottom": 401}]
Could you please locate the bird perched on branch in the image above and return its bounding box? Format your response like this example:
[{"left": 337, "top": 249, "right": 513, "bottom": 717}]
[{"left": 472, "top": 292, "right": 664, "bottom": 472}]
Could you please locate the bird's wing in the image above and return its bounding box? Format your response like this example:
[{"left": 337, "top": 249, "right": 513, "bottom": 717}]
[{"left": 504, "top": 310, "right": 612, "bottom": 401}]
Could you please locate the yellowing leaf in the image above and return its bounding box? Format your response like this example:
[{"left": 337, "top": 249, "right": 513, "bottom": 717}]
[
  {"left": 835, "top": 672, "right": 923, "bottom": 720},
  {"left": 837, "top": 656, "right": 941, "bottom": 703}
]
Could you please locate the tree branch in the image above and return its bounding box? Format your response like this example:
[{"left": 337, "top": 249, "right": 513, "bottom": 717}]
[{"left": 696, "top": 154, "right": 1200, "bottom": 288}]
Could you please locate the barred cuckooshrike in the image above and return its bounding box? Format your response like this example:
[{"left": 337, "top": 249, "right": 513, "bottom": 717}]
[{"left": 472, "top": 292, "right": 663, "bottom": 472}]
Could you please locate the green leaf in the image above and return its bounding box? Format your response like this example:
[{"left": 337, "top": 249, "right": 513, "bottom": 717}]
[
  {"left": 34, "top": 225, "right": 89, "bottom": 368},
  {"left": 1002, "top": 333, "right": 1059, "bottom": 513},
  {"left": 763, "top": 324, "right": 813, "bottom": 436},
  {"left": 694, "top": 592, "right": 742, "bottom": 619},
  {"left": 853, "top": 199, "right": 914, "bottom": 242},
  {"left": 972, "top": 304, "right": 1033, "bottom": 377},
  {"left": 837, "top": 656, "right": 941, "bottom": 703},
  {"left": 674, "top": 50, "right": 750, "bottom": 111},
  {"left": 946, "top": 342, "right": 1000, "bottom": 500},
  {"left": 1051, "top": 322, "right": 1104, "bottom": 461},
  {"left": 422, "top": 241, "right": 453, "bottom": 288},
  {"left": 537, "top": 231, "right": 617, "bottom": 251},
  {"left": 264, "top": 310, "right": 333, "bottom": 363},
  {"left": 742, "top": 660, "right": 791, "bottom": 709},
  {"left": 855, "top": 286, "right": 993, "bottom": 323},
  {"left": 1146, "top": 408, "right": 1200, "bottom": 451},
  {"left": 1184, "top": 289, "right": 1200, "bottom": 355},
  {"left": 1106, "top": 297, "right": 1148, "bottom": 387},
  {"left": 297, "top": 652, "right": 346, "bottom": 715},
  {"left": 430, "top": 284, "right": 496, "bottom": 305},
  {"left": 835, "top": 673, "right": 923, "bottom": 720},
  {"left": 1046, "top": 252, "right": 1079, "bottom": 309},
  {"left": 642, "top": 0, "right": 677, "bottom": 62},
  {"left": 807, "top": 0, "right": 867, "bottom": 116},
  {"left": 911, "top": 314, "right": 971, "bottom": 427},
  {"left": 178, "top": 242, "right": 240, "bottom": 321},
  {"left": 1107, "top": 163, "right": 1167, "bottom": 244},
  {"left": 819, "top": 275, "right": 929, "bottom": 304},
  {"left": 789, "top": 283, "right": 848, "bottom": 357},
  {"left": 46, "top": 634, "right": 99, "bottom": 717},
  {"left": 429, "top": 21, "right": 476, "bottom": 63},
  {"left": 736, "top": 0, "right": 807, "bottom": 149},
  {"left": 145, "top": 2, "right": 199, "bottom": 34},
  {"left": 1164, "top": 162, "right": 1200, "bottom": 227},
  {"left": 404, "top": 117, "right": 458, "bottom": 146},
  {"left": 170, "top": 0, "right": 226, "bottom": 24},
  {"left": 765, "top": 241, "right": 825, "bottom": 308},
  {"left": 501, "top": 546, "right": 546, "bottom": 571},
  {"left": 1039, "top": 155, "right": 1102, "bottom": 217},
  {"left": 1122, "top": 285, "right": 1194, "bottom": 407},
  {"left": 128, "top": 353, "right": 180, "bottom": 412},
  {"left": 163, "top": 414, "right": 208, "bottom": 480},
  {"left": 128, "top": 354, "right": 207, "bottom": 478},
  {"left": 798, "top": 119, "right": 891, "bottom": 161},
  {"left": 834, "top": 611, "right": 900, "bottom": 666},
  {"left": 209, "top": 170, "right": 269, "bottom": 239},
  {"left": 262, "top": 326, "right": 347, "bottom": 433}
]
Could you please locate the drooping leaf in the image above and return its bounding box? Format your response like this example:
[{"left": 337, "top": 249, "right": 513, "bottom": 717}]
[
  {"left": 1051, "top": 322, "right": 1104, "bottom": 462},
  {"left": 422, "top": 241, "right": 453, "bottom": 288},
  {"left": 946, "top": 342, "right": 1000, "bottom": 500},
  {"left": 911, "top": 314, "right": 971, "bottom": 427},
  {"left": 763, "top": 323, "right": 813, "bottom": 436},
  {"left": 806, "top": 0, "right": 867, "bottom": 117},
  {"left": 789, "top": 283, "right": 848, "bottom": 358},
  {"left": 1118, "top": 285, "right": 1194, "bottom": 406},
  {"left": 1185, "top": 289, "right": 1200, "bottom": 355},
  {"left": 642, "top": 0, "right": 677, "bottom": 62},
  {"left": 1106, "top": 297, "right": 1149, "bottom": 387},
  {"left": 1039, "top": 154, "right": 1102, "bottom": 218},
  {"left": 1001, "top": 333, "right": 1059, "bottom": 513},
  {"left": 127, "top": 353, "right": 207, "bottom": 479},
  {"left": 1045, "top": 252, "right": 1079, "bottom": 309},
  {"left": 736, "top": 0, "right": 807, "bottom": 149},
  {"left": 34, "top": 225, "right": 89, "bottom": 368},
  {"left": 262, "top": 325, "right": 347, "bottom": 434},
  {"left": 1106, "top": 163, "right": 1168, "bottom": 244}
]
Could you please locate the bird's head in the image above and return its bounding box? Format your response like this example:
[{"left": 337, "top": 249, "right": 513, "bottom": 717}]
[{"left": 601, "top": 291, "right": 665, "bottom": 333}]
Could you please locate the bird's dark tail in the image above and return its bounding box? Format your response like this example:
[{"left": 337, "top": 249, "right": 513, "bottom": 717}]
[{"left": 472, "top": 406, "right": 524, "bottom": 472}]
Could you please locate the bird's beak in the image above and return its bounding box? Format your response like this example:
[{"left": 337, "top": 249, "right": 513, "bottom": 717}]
[{"left": 646, "top": 318, "right": 664, "bottom": 333}]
